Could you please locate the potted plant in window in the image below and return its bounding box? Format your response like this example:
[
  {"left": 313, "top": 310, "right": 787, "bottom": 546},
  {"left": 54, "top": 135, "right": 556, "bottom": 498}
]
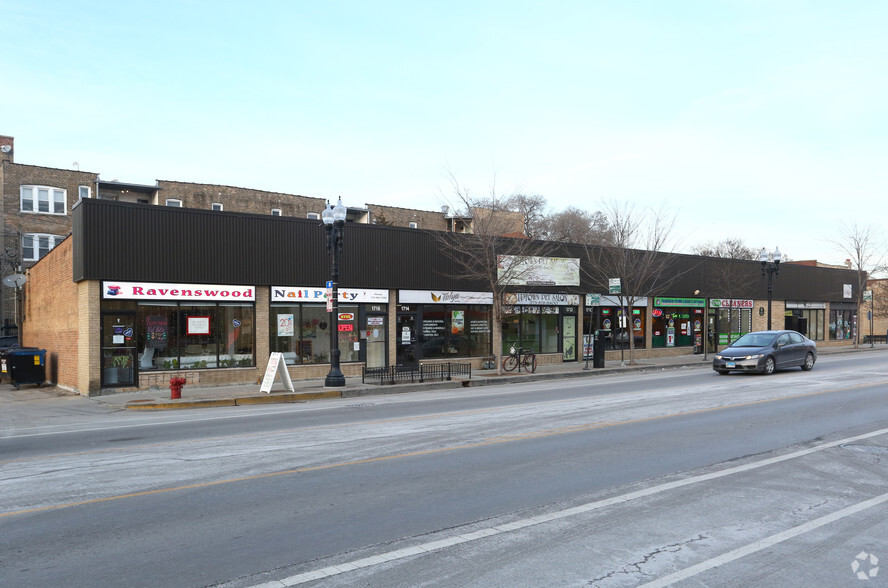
[
  {"left": 104, "top": 353, "right": 119, "bottom": 385},
  {"left": 112, "top": 354, "right": 131, "bottom": 383}
]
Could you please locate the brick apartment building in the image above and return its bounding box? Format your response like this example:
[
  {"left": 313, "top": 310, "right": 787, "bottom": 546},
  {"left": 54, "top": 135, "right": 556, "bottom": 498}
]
[{"left": 0, "top": 134, "right": 523, "bottom": 338}]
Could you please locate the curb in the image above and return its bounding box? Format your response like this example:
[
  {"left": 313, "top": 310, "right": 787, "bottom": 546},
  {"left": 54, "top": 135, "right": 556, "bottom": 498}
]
[{"left": 116, "top": 349, "right": 876, "bottom": 411}]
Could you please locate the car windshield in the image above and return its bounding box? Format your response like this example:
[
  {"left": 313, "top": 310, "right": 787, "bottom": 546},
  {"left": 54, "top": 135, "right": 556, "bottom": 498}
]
[{"left": 730, "top": 333, "right": 777, "bottom": 347}]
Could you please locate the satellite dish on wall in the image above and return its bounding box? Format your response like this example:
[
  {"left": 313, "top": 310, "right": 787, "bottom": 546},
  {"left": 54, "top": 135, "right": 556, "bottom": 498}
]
[{"left": 2, "top": 274, "right": 27, "bottom": 288}]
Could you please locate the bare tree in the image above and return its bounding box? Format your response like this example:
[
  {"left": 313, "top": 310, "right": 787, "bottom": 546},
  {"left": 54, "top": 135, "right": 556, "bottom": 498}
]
[
  {"left": 692, "top": 237, "right": 759, "bottom": 261},
  {"left": 436, "top": 174, "right": 556, "bottom": 374},
  {"left": 582, "top": 200, "right": 682, "bottom": 365},
  {"left": 540, "top": 207, "right": 614, "bottom": 245},
  {"left": 504, "top": 193, "right": 548, "bottom": 239},
  {"left": 695, "top": 238, "right": 760, "bottom": 347},
  {"left": 832, "top": 222, "right": 887, "bottom": 347}
]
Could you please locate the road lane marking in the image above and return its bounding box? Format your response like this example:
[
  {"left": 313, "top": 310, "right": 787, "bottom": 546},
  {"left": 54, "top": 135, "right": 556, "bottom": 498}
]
[
  {"left": 250, "top": 426, "right": 888, "bottom": 586},
  {"left": 639, "top": 490, "right": 888, "bottom": 587}
]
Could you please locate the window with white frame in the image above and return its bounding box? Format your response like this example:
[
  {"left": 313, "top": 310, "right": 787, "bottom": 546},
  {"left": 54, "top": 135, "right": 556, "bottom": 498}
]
[
  {"left": 22, "top": 234, "right": 64, "bottom": 261},
  {"left": 20, "top": 186, "right": 67, "bottom": 214},
  {"left": 306, "top": 212, "right": 319, "bottom": 220},
  {"left": 166, "top": 199, "right": 182, "bottom": 207},
  {"left": 79, "top": 185, "right": 91, "bottom": 200},
  {"left": 408, "top": 221, "right": 418, "bottom": 229},
  {"left": 212, "top": 202, "right": 223, "bottom": 211},
  {"left": 271, "top": 208, "right": 282, "bottom": 216}
]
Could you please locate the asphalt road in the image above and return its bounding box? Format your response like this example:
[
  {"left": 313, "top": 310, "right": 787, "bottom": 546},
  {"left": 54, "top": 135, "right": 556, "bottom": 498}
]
[{"left": 2, "top": 351, "right": 887, "bottom": 587}]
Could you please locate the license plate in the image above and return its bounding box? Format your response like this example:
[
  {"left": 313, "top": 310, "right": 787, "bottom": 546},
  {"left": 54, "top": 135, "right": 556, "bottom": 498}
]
[{"left": 726, "top": 361, "right": 736, "bottom": 368}]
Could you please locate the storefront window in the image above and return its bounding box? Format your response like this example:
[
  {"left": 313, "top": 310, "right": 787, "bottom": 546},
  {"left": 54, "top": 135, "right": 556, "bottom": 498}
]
[
  {"left": 829, "top": 310, "right": 856, "bottom": 341},
  {"left": 134, "top": 302, "right": 254, "bottom": 370},
  {"left": 136, "top": 303, "right": 178, "bottom": 370},
  {"left": 502, "top": 306, "right": 563, "bottom": 354},
  {"left": 269, "top": 304, "right": 363, "bottom": 365},
  {"left": 181, "top": 304, "right": 216, "bottom": 368},
  {"left": 715, "top": 308, "right": 751, "bottom": 345},
  {"left": 786, "top": 309, "right": 824, "bottom": 340},
  {"left": 466, "top": 306, "right": 491, "bottom": 356},
  {"left": 520, "top": 310, "right": 541, "bottom": 353},
  {"left": 337, "top": 305, "right": 360, "bottom": 363},
  {"left": 586, "top": 306, "right": 646, "bottom": 350},
  {"left": 219, "top": 304, "right": 254, "bottom": 367},
  {"left": 540, "top": 308, "right": 560, "bottom": 353},
  {"left": 652, "top": 308, "right": 702, "bottom": 348},
  {"left": 420, "top": 305, "right": 490, "bottom": 359}
]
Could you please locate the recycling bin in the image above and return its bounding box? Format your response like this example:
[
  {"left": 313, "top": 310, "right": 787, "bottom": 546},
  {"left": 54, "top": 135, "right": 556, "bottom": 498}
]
[{"left": 5, "top": 348, "right": 46, "bottom": 389}]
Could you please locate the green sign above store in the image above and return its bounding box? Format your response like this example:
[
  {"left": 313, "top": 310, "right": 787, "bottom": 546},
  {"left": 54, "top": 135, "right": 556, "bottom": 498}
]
[{"left": 654, "top": 297, "right": 706, "bottom": 308}]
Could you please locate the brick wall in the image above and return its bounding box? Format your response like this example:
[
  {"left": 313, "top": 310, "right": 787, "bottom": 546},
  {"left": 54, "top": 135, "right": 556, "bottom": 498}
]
[
  {"left": 22, "top": 236, "right": 80, "bottom": 390},
  {"left": 157, "top": 180, "right": 326, "bottom": 218},
  {"left": 366, "top": 203, "right": 449, "bottom": 230},
  {"left": 0, "top": 162, "right": 97, "bottom": 329}
]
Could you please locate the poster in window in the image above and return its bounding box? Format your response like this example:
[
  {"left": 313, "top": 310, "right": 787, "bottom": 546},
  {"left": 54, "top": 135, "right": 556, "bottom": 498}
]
[
  {"left": 451, "top": 310, "right": 465, "bottom": 335},
  {"left": 278, "top": 313, "right": 294, "bottom": 337},
  {"left": 146, "top": 315, "right": 169, "bottom": 349},
  {"left": 187, "top": 315, "right": 211, "bottom": 335}
]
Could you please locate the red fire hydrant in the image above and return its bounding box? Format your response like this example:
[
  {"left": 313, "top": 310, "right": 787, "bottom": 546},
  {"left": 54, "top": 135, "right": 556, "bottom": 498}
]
[{"left": 169, "top": 376, "right": 186, "bottom": 399}]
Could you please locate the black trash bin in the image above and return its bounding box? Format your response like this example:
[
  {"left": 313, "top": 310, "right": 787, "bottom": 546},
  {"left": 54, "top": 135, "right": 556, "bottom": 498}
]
[
  {"left": 5, "top": 348, "right": 46, "bottom": 389},
  {"left": 593, "top": 330, "right": 606, "bottom": 368}
]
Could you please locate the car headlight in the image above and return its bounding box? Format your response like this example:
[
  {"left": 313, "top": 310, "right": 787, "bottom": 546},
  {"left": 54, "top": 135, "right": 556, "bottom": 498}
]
[
  {"left": 715, "top": 355, "right": 723, "bottom": 360},
  {"left": 745, "top": 354, "right": 764, "bottom": 360}
]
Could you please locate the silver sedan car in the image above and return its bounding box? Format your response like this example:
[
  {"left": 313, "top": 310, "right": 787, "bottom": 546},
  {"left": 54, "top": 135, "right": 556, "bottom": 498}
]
[{"left": 713, "top": 330, "right": 817, "bottom": 375}]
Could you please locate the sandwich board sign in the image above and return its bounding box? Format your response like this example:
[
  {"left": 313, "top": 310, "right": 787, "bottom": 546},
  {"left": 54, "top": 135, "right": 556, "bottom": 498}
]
[{"left": 260, "top": 352, "right": 294, "bottom": 393}]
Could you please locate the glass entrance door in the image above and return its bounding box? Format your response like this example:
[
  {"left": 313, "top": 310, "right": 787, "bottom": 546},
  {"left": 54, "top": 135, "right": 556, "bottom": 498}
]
[
  {"left": 102, "top": 312, "right": 137, "bottom": 387},
  {"left": 365, "top": 315, "right": 387, "bottom": 368},
  {"left": 395, "top": 313, "right": 417, "bottom": 365}
]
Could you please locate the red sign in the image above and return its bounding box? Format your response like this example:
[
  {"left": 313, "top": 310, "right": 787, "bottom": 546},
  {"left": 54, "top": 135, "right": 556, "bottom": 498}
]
[
  {"left": 338, "top": 324, "right": 353, "bottom": 331},
  {"left": 652, "top": 309, "right": 663, "bottom": 317}
]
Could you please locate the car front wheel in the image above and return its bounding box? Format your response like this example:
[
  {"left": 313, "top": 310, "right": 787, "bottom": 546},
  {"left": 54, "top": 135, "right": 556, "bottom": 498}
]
[
  {"left": 762, "top": 356, "right": 776, "bottom": 375},
  {"left": 801, "top": 352, "right": 815, "bottom": 371}
]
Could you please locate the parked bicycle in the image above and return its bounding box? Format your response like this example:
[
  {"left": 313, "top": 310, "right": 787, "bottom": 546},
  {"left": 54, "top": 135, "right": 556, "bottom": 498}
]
[{"left": 502, "top": 344, "right": 537, "bottom": 373}]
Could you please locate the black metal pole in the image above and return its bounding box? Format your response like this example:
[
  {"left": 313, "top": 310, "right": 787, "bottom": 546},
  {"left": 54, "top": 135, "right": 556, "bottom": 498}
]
[
  {"left": 761, "top": 255, "right": 779, "bottom": 331},
  {"left": 325, "top": 219, "right": 346, "bottom": 387},
  {"left": 766, "top": 273, "right": 773, "bottom": 330}
]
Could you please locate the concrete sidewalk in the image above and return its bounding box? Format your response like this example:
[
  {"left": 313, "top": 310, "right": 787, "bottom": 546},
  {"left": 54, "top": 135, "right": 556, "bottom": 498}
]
[{"left": 72, "top": 344, "right": 881, "bottom": 411}]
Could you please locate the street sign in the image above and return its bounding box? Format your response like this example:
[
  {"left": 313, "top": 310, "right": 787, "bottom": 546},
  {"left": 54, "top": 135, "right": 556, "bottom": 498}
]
[{"left": 608, "top": 278, "right": 621, "bottom": 294}]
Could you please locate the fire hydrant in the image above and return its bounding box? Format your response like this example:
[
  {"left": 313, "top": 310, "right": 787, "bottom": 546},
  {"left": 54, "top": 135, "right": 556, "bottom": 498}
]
[{"left": 169, "top": 376, "right": 186, "bottom": 399}]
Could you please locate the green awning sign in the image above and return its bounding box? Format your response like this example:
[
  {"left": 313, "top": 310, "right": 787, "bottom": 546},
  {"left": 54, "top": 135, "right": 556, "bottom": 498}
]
[{"left": 654, "top": 297, "right": 706, "bottom": 308}]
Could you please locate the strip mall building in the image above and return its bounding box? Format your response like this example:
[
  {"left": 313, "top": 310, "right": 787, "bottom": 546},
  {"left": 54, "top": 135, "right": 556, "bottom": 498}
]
[{"left": 23, "top": 199, "right": 862, "bottom": 396}]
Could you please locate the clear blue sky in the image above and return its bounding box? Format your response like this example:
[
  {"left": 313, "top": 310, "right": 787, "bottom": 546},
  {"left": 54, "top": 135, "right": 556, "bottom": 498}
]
[{"left": 4, "top": 1, "right": 886, "bottom": 265}]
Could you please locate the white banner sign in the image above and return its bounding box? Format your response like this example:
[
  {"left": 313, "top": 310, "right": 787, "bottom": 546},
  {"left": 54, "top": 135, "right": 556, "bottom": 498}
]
[
  {"left": 271, "top": 286, "right": 389, "bottom": 303},
  {"left": 497, "top": 255, "right": 580, "bottom": 286},
  {"left": 103, "top": 281, "right": 255, "bottom": 301},
  {"left": 710, "top": 299, "right": 754, "bottom": 308},
  {"left": 504, "top": 292, "right": 579, "bottom": 306},
  {"left": 399, "top": 290, "right": 493, "bottom": 304}
]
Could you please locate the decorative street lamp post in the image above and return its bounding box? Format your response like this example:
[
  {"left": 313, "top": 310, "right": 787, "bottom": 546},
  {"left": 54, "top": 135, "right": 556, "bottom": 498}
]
[
  {"left": 322, "top": 197, "right": 347, "bottom": 387},
  {"left": 760, "top": 246, "right": 781, "bottom": 330}
]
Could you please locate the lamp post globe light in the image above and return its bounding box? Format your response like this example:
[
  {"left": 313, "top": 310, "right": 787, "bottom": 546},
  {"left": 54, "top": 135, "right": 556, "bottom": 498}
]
[
  {"left": 322, "top": 197, "right": 348, "bottom": 387},
  {"left": 760, "top": 246, "right": 781, "bottom": 330}
]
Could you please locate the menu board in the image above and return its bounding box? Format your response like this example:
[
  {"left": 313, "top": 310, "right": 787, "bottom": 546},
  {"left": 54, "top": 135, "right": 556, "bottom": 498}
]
[{"left": 145, "top": 316, "right": 168, "bottom": 349}]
